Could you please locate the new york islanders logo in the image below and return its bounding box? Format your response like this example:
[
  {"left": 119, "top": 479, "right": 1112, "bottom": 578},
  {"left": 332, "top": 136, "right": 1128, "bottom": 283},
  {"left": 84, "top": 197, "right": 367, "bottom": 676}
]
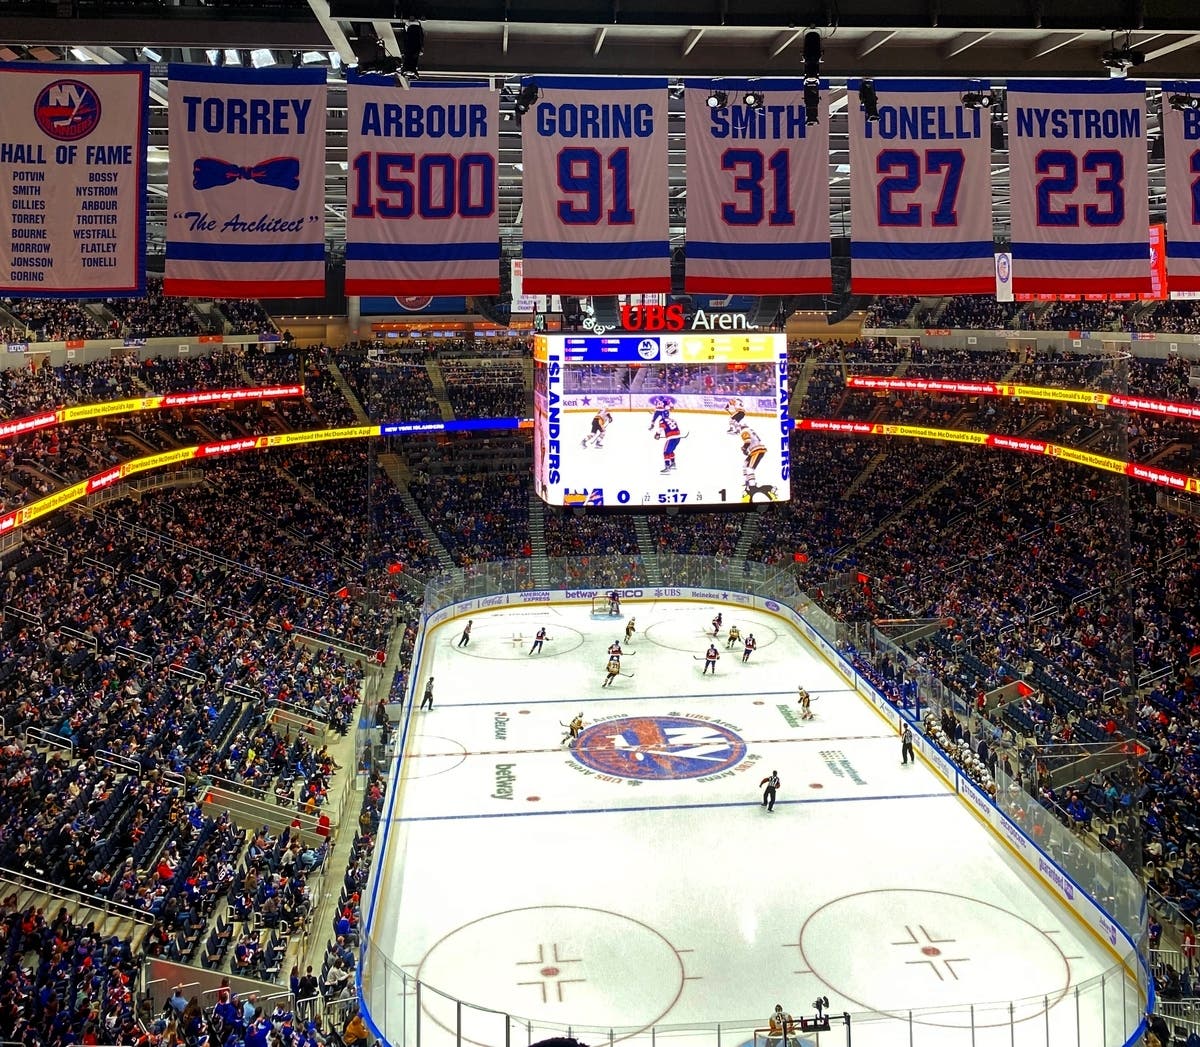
[
  {"left": 394, "top": 296, "right": 434, "bottom": 311},
  {"left": 574, "top": 715, "right": 746, "bottom": 780},
  {"left": 34, "top": 79, "right": 101, "bottom": 141}
]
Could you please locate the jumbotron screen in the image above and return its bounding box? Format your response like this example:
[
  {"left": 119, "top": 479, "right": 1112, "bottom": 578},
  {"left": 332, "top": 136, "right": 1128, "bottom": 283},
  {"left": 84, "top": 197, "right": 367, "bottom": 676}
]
[{"left": 533, "top": 332, "right": 790, "bottom": 507}]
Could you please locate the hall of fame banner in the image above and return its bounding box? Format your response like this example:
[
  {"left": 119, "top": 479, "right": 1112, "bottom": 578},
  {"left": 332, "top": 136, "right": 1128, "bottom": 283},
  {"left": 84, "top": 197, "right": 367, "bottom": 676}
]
[
  {"left": 0, "top": 63, "right": 147, "bottom": 298},
  {"left": 345, "top": 76, "right": 499, "bottom": 296},
  {"left": 165, "top": 64, "right": 327, "bottom": 298}
]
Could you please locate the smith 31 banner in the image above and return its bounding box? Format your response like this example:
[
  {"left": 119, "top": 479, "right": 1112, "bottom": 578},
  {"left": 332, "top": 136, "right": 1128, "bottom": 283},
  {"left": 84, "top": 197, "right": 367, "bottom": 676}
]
[
  {"left": 165, "top": 64, "right": 326, "bottom": 298},
  {"left": 847, "top": 79, "right": 994, "bottom": 295},
  {"left": 345, "top": 77, "right": 498, "bottom": 296},
  {"left": 520, "top": 76, "right": 669, "bottom": 294},
  {"left": 1007, "top": 79, "right": 1149, "bottom": 296},
  {"left": 683, "top": 79, "right": 830, "bottom": 294},
  {"left": 1162, "top": 81, "right": 1200, "bottom": 293},
  {"left": 0, "top": 63, "right": 147, "bottom": 298}
]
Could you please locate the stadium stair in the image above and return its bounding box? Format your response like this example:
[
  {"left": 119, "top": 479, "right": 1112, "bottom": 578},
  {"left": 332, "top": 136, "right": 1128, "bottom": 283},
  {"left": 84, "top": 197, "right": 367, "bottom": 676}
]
[
  {"left": 325, "top": 359, "right": 371, "bottom": 424},
  {"left": 632, "top": 516, "right": 663, "bottom": 585},
  {"left": 527, "top": 489, "right": 550, "bottom": 587},
  {"left": 791, "top": 353, "right": 819, "bottom": 405},
  {"left": 389, "top": 480, "right": 456, "bottom": 571},
  {"left": 424, "top": 360, "right": 455, "bottom": 420},
  {"left": 733, "top": 514, "right": 761, "bottom": 564}
]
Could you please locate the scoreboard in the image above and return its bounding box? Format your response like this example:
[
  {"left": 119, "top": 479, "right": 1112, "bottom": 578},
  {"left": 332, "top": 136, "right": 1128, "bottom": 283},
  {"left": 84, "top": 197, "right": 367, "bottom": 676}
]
[{"left": 532, "top": 332, "right": 790, "bottom": 508}]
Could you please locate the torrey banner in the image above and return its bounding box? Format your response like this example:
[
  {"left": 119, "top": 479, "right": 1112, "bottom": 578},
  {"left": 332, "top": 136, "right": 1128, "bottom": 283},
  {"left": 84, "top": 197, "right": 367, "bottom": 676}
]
[
  {"left": 520, "top": 75, "right": 669, "bottom": 294},
  {"left": 684, "top": 79, "right": 831, "bottom": 294},
  {"left": 1007, "top": 79, "right": 1149, "bottom": 296},
  {"left": 848, "top": 79, "right": 994, "bottom": 295},
  {"left": 345, "top": 77, "right": 499, "bottom": 296},
  {"left": 165, "top": 64, "right": 326, "bottom": 298},
  {"left": 0, "top": 63, "right": 147, "bottom": 298}
]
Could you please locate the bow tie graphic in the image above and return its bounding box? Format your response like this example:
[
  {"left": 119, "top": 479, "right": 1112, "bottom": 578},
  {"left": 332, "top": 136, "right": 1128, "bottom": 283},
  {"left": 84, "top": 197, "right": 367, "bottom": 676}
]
[{"left": 192, "top": 156, "right": 301, "bottom": 192}]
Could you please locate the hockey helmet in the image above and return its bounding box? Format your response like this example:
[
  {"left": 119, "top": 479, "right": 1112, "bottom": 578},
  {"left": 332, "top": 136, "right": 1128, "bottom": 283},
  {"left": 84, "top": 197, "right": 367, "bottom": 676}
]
[{"left": 741, "top": 430, "right": 752, "bottom": 441}]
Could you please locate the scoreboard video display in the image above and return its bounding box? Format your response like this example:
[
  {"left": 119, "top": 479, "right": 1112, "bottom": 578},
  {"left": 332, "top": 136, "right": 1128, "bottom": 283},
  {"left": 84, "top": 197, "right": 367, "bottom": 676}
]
[{"left": 532, "top": 332, "right": 790, "bottom": 507}]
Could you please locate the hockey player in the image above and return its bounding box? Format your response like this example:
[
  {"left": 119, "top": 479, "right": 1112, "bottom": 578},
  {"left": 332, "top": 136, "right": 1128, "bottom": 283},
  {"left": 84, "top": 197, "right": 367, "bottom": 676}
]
[
  {"left": 603, "top": 656, "right": 621, "bottom": 688},
  {"left": 702, "top": 643, "right": 720, "bottom": 675},
  {"left": 740, "top": 428, "right": 767, "bottom": 471},
  {"left": 581, "top": 407, "right": 613, "bottom": 449},
  {"left": 648, "top": 395, "right": 675, "bottom": 431},
  {"left": 654, "top": 414, "right": 682, "bottom": 473},
  {"left": 711, "top": 612, "right": 723, "bottom": 637},
  {"left": 562, "top": 713, "right": 585, "bottom": 745},
  {"left": 725, "top": 397, "right": 746, "bottom": 433},
  {"left": 624, "top": 617, "right": 637, "bottom": 644},
  {"left": 528, "top": 627, "right": 550, "bottom": 655},
  {"left": 608, "top": 640, "right": 624, "bottom": 660},
  {"left": 742, "top": 633, "right": 758, "bottom": 663},
  {"left": 798, "top": 687, "right": 813, "bottom": 720},
  {"left": 607, "top": 589, "right": 621, "bottom": 616},
  {"left": 726, "top": 624, "right": 742, "bottom": 650}
]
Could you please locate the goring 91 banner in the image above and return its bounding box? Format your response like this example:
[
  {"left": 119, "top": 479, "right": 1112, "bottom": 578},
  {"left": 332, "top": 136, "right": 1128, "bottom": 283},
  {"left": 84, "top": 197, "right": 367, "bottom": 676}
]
[
  {"left": 165, "top": 64, "right": 327, "bottom": 299},
  {"left": 1007, "top": 79, "right": 1149, "bottom": 297},
  {"left": 847, "top": 79, "right": 994, "bottom": 295},
  {"left": 1162, "top": 81, "right": 1200, "bottom": 294},
  {"left": 0, "top": 63, "right": 147, "bottom": 298},
  {"left": 520, "top": 76, "right": 669, "bottom": 295},
  {"left": 345, "top": 77, "right": 499, "bottom": 296},
  {"left": 683, "top": 79, "right": 831, "bottom": 295}
]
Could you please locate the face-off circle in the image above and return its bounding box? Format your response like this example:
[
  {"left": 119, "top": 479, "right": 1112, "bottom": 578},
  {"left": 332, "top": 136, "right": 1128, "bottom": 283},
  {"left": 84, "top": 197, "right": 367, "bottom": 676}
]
[
  {"left": 797, "top": 889, "right": 1073, "bottom": 1027},
  {"left": 573, "top": 715, "right": 747, "bottom": 780},
  {"left": 415, "top": 906, "right": 686, "bottom": 1043}
]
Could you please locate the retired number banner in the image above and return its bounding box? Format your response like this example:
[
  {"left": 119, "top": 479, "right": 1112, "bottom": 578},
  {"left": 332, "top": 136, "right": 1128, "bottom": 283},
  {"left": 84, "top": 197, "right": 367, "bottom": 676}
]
[
  {"left": 166, "top": 64, "right": 326, "bottom": 298},
  {"left": 521, "top": 76, "right": 669, "bottom": 294},
  {"left": 848, "top": 79, "right": 994, "bottom": 295},
  {"left": 0, "top": 63, "right": 147, "bottom": 298},
  {"left": 1162, "top": 81, "right": 1200, "bottom": 293},
  {"left": 684, "top": 79, "right": 830, "bottom": 294},
  {"left": 346, "top": 77, "right": 498, "bottom": 296},
  {"left": 1008, "top": 79, "right": 1149, "bottom": 296}
]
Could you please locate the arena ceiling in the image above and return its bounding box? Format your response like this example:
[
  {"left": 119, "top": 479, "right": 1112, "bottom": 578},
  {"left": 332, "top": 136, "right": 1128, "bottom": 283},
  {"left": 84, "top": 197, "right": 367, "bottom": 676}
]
[{"left": 1, "top": 0, "right": 1198, "bottom": 261}]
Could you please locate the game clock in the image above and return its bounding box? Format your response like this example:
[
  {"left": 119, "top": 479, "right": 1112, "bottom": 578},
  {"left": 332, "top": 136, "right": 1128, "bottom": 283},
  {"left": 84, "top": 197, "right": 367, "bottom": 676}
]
[{"left": 532, "top": 332, "right": 790, "bottom": 508}]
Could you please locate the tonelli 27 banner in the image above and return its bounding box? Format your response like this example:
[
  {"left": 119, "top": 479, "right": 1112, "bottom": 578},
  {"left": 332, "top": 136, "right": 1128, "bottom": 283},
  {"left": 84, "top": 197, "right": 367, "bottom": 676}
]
[
  {"left": 1162, "top": 81, "right": 1200, "bottom": 293},
  {"left": 345, "top": 77, "right": 498, "bottom": 296},
  {"left": 0, "top": 63, "right": 147, "bottom": 298},
  {"left": 683, "top": 79, "right": 830, "bottom": 294},
  {"left": 165, "top": 65, "right": 326, "bottom": 298},
  {"left": 520, "top": 76, "right": 669, "bottom": 294},
  {"left": 848, "top": 79, "right": 994, "bottom": 294},
  {"left": 1008, "top": 79, "right": 1149, "bottom": 296}
]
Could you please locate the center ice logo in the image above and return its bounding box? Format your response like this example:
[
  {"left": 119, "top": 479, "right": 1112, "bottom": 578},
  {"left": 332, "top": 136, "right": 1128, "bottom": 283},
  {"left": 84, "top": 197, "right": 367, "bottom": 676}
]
[{"left": 574, "top": 715, "right": 746, "bottom": 780}]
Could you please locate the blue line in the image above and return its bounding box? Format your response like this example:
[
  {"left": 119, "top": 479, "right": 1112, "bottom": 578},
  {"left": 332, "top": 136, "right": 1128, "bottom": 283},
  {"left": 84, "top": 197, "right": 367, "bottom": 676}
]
[
  {"left": 429, "top": 688, "right": 806, "bottom": 708},
  {"left": 397, "top": 791, "right": 953, "bottom": 823}
]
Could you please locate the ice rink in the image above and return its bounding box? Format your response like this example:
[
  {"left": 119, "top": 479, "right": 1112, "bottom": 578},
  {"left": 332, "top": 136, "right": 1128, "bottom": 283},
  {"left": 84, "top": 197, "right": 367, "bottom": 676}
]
[{"left": 363, "top": 601, "right": 1141, "bottom": 1047}]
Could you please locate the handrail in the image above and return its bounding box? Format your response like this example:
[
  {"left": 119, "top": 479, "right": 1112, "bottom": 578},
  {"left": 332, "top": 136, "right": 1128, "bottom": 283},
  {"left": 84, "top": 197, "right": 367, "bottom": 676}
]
[
  {"left": 96, "top": 749, "right": 143, "bottom": 778},
  {"left": 23, "top": 725, "right": 74, "bottom": 754},
  {"left": 0, "top": 865, "right": 154, "bottom": 926}
]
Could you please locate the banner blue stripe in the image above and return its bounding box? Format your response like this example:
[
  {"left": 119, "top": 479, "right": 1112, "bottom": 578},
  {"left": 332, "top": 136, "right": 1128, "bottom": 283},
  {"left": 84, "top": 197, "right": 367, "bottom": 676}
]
[
  {"left": 847, "top": 78, "right": 991, "bottom": 93},
  {"left": 524, "top": 75, "right": 667, "bottom": 91},
  {"left": 1007, "top": 78, "right": 1144, "bottom": 95},
  {"left": 683, "top": 78, "right": 828, "bottom": 91},
  {"left": 853, "top": 240, "right": 993, "bottom": 260},
  {"left": 1167, "top": 242, "right": 1200, "bottom": 259},
  {"left": 522, "top": 240, "right": 670, "bottom": 260},
  {"left": 1011, "top": 242, "right": 1149, "bottom": 261},
  {"left": 167, "top": 63, "right": 326, "bottom": 86},
  {"left": 687, "top": 241, "right": 830, "bottom": 261},
  {"left": 348, "top": 72, "right": 489, "bottom": 89},
  {"left": 345, "top": 242, "right": 499, "bottom": 262},
  {"left": 166, "top": 242, "right": 325, "bottom": 263}
]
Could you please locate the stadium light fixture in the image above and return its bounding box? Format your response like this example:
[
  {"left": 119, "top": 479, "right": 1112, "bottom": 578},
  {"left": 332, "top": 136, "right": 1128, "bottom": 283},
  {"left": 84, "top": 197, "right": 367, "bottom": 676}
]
[
  {"left": 803, "top": 79, "right": 820, "bottom": 125},
  {"left": 706, "top": 89, "right": 728, "bottom": 109},
  {"left": 1168, "top": 92, "right": 1200, "bottom": 112},
  {"left": 401, "top": 22, "right": 424, "bottom": 78},
  {"left": 250, "top": 49, "right": 276, "bottom": 69},
  {"left": 514, "top": 83, "right": 540, "bottom": 117},
  {"left": 962, "top": 89, "right": 993, "bottom": 109},
  {"left": 140, "top": 47, "right": 161, "bottom": 62},
  {"left": 859, "top": 79, "right": 879, "bottom": 121},
  {"left": 803, "top": 30, "right": 822, "bottom": 79},
  {"left": 743, "top": 88, "right": 764, "bottom": 109},
  {"left": 224, "top": 49, "right": 241, "bottom": 66}
]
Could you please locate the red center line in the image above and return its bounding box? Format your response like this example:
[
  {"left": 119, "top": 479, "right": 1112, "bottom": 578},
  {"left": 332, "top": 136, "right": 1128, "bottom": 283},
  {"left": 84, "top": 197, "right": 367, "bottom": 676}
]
[{"left": 408, "top": 733, "right": 896, "bottom": 759}]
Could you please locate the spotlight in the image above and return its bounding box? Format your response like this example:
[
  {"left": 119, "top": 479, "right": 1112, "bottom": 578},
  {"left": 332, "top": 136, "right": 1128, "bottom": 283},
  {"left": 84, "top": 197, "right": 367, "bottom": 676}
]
[
  {"left": 859, "top": 79, "right": 879, "bottom": 121},
  {"left": 962, "top": 90, "right": 993, "bottom": 110},
  {"left": 401, "top": 22, "right": 423, "bottom": 78},
  {"left": 224, "top": 49, "right": 241, "bottom": 66},
  {"left": 707, "top": 89, "right": 728, "bottom": 109},
  {"left": 803, "top": 79, "right": 820, "bottom": 126},
  {"left": 803, "top": 29, "right": 822, "bottom": 79},
  {"left": 250, "top": 48, "right": 275, "bottom": 69},
  {"left": 1168, "top": 93, "right": 1200, "bottom": 112},
  {"left": 743, "top": 88, "right": 764, "bottom": 109},
  {"left": 139, "top": 47, "right": 161, "bottom": 62},
  {"left": 514, "top": 82, "right": 540, "bottom": 120}
]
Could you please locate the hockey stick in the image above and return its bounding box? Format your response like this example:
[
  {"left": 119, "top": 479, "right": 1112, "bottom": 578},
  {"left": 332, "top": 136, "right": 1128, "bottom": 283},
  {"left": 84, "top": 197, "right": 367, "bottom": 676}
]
[{"left": 619, "top": 671, "right": 635, "bottom": 678}]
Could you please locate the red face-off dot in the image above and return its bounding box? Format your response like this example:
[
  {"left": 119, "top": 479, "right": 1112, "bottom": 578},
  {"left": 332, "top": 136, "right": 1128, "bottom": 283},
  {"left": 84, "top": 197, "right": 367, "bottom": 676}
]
[
  {"left": 921, "top": 946, "right": 941, "bottom": 956},
  {"left": 540, "top": 967, "right": 560, "bottom": 977},
  {"left": 526, "top": 796, "right": 540, "bottom": 802},
  {"left": 809, "top": 783, "right": 824, "bottom": 789}
]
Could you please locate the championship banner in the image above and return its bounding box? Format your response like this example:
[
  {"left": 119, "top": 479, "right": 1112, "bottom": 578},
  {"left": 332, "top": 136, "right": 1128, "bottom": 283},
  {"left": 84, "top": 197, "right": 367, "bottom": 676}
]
[
  {"left": 0, "top": 63, "right": 147, "bottom": 298},
  {"left": 1008, "top": 79, "right": 1149, "bottom": 296},
  {"left": 847, "top": 79, "right": 994, "bottom": 295},
  {"left": 520, "top": 76, "right": 669, "bottom": 294},
  {"left": 165, "top": 64, "right": 326, "bottom": 298},
  {"left": 345, "top": 77, "right": 498, "bottom": 296},
  {"left": 683, "top": 79, "right": 830, "bottom": 294},
  {"left": 1162, "top": 82, "right": 1200, "bottom": 293}
]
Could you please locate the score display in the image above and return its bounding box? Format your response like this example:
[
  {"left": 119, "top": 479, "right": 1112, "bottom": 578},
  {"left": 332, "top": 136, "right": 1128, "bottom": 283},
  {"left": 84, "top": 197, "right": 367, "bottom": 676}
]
[{"left": 532, "top": 332, "right": 790, "bottom": 507}]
